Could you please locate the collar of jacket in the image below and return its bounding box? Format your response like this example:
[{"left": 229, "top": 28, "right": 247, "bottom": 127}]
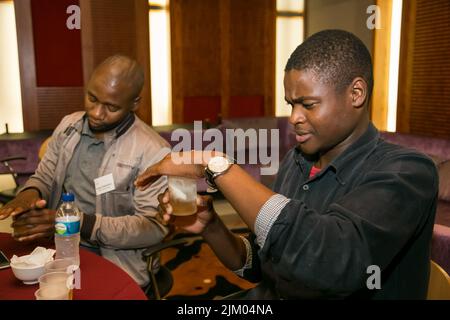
[
  {"left": 293, "top": 122, "right": 380, "bottom": 184},
  {"left": 114, "top": 112, "right": 136, "bottom": 138}
]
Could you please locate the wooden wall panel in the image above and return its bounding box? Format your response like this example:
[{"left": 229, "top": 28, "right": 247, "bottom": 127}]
[
  {"left": 171, "top": 0, "right": 276, "bottom": 123},
  {"left": 229, "top": 0, "right": 266, "bottom": 95},
  {"left": 170, "top": 0, "right": 184, "bottom": 124},
  {"left": 87, "top": 2, "right": 137, "bottom": 67},
  {"left": 14, "top": 0, "right": 38, "bottom": 131},
  {"left": 15, "top": 0, "right": 84, "bottom": 132},
  {"left": 397, "top": 0, "right": 450, "bottom": 137},
  {"left": 181, "top": 0, "right": 221, "bottom": 96},
  {"left": 371, "top": 0, "right": 393, "bottom": 131},
  {"left": 263, "top": 0, "right": 276, "bottom": 117},
  {"left": 80, "top": 0, "right": 151, "bottom": 125},
  {"left": 219, "top": 0, "right": 230, "bottom": 118},
  {"left": 229, "top": 0, "right": 275, "bottom": 116},
  {"left": 171, "top": 0, "right": 222, "bottom": 123},
  {"left": 30, "top": 0, "right": 83, "bottom": 87},
  {"left": 36, "top": 87, "right": 84, "bottom": 129}
]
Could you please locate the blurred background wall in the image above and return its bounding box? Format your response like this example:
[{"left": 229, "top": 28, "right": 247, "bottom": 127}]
[{"left": 1, "top": 0, "right": 449, "bottom": 137}]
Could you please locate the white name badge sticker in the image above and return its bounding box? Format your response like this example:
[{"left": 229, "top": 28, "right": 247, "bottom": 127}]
[{"left": 94, "top": 173, "right": 116, "bottom": 195}]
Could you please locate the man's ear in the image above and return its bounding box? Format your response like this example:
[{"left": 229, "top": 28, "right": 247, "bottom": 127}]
[
  {"left": 131, "top": 96, "right": 141, "bottom": 111},
  {"left": 350, "top": 78, "right": 367, "bottom": 108}
]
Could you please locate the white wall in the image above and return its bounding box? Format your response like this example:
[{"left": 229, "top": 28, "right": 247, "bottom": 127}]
[
  {"left": 0, "top": 2, "right": 23, "bottom": 134},
  {"left": 306, "top": 0, "right": 375, "bottom": 54}
]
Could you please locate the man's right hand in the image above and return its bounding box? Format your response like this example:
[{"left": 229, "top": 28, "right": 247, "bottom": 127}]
[
  {"left": 0, "top": 188, "right": 42, "bottom": 220},
  {"left": 157, "top": 189, "right": 217, "bottom": 235}
]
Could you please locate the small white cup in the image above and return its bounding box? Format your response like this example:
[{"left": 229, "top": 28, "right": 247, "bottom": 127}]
[
  {"left": 44, "top": 258, "right": 76, "bottom": 274},
  {"left": 35, "top": 284, "right": 70, "bottom": 300},
  {"left": 38, "top": 272, "right": 73, "bottom": 300}
]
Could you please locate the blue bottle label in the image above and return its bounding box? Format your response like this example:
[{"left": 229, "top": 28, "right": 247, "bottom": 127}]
[{"left": 55, "top": 220, "right": 80, "bottom": 236}]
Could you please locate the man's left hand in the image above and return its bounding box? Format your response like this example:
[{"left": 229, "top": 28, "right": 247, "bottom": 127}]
[{"left": 135, "top": 151, "right": 215, "bottom": 190}]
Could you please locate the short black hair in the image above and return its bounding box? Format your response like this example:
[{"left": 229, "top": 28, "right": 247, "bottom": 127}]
[{"left": 285, "top": 29, "right": 373, "bottom": 98}]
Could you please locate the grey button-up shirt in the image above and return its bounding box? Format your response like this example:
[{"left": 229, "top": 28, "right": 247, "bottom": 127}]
[{"left": 63, "top": 118, "right": 115, "bottom": 215}]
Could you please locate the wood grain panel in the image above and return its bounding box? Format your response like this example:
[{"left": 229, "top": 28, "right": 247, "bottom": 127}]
[
  {"left": 14, "top": 0, "right": 39, "bottom": 131},
  {"left": 396, "top": 0, "right": 415, "bottom": 133},
  {"left": 220, "top": 0, "right": 231, "bottom": 118},
  {"left": 16, "top": 0, "right": 151, "bottom": 130},
  {"left": 170, "top": 0, "right": 184, "bottom": 124},
  {"left": 371, "top": 0, "right": 393, "bottom": 131},
  {"left": 171, "top": 0, "right": 276, "bottom": 123},
  {"left": 229, "top": 0, "right": 267, "bottom": 96},
  {"left": 171, "top": 0, "right": 222, "bottom": 123},
  {"left": 181, "top": 0, "right": 221, "bottom": 96},
  {"left": 36, "top": 87, "right": 84, "bottom": 129},
  {"left": 89, "top": 1, "right": 136, "bottom": 66},
  {"left": 80, "top": 0, "right": 151, "bottom": 125},
  {"left": 397, "top": 0, "right": 450, "bottom": 137},
  {"left": 229, "top": 0, "right": 274, "bottom": 117},
  {"left": 15, "top": 0, "right": 84, "bottom": 131},
  {"left": 263, "top": 0, "right": 276, "bottom": 117},
  {"left": 30, "top": 0, "right": 83, "bottom": 87},
  {"left": 134, "top": 0, "right": 152, "bottom": 125}
]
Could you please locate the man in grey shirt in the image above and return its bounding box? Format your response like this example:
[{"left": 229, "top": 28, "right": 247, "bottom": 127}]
[{"left": 0, "top": 55, "right": 170, "bottom": 287}]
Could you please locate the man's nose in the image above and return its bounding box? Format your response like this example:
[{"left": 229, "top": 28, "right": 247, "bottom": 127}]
[
  {"left": 289, "top": 105, "right": 306, "bottom": 126},
  {"left": 92, "top": 103, "right": 106, "bottom": 119}
]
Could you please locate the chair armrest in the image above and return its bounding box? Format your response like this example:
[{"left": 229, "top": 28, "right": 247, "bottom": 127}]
[
  {"left": 141, "top": 227, "right": 249, "bottom": 259},
  {"left": 142, "top": 235, "right": 203, "bottom": 259},
  {"left": 0, "top": 156, "right": 26, "bottom": 163}
]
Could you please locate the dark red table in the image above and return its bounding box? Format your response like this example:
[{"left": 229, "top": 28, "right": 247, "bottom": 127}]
[{"left": 0, "top": 233, "right": 147, "bottom": 300}]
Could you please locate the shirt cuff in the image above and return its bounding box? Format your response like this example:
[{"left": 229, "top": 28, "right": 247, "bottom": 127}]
[
  {"left": 255, "top": 194, "right": 290, "bottom": 248},
  {"left": 232, "top": 235, "right": 253, "bottom": 277}
]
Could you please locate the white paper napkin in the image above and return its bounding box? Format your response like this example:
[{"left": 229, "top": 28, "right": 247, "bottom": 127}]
[{"left": 10, "top": 247, "right": 55, "bottom": 268}]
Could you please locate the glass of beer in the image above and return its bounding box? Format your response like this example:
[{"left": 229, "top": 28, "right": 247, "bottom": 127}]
[{"left": 168, "top": 176, "right": 197, "bottom": 216}]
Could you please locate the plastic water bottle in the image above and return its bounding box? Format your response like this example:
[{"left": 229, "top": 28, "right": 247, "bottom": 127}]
[{"left": 54, "top": 193, "right": 81, "bottom": 266}]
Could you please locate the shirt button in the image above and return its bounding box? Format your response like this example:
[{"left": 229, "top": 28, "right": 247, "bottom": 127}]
[{"left": 302, "top": 184, "right": 309, "bottom": 191}]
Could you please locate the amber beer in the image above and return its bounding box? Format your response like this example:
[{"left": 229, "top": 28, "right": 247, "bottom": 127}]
[
  {"left": 168, "top": 176, "right": 197, "bottom": 216},
  {"left": 170, "top": 198, "right": 197, "bottom": 216}
]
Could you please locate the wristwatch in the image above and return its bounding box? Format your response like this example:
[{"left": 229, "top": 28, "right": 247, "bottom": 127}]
[{"left": 204, "top": 155, "right": 235, "bottom": 192}]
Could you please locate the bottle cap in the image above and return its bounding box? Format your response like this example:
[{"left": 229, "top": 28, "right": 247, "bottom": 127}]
[{"left": 62, "top": 193, "right": 75, "bottom": 202}]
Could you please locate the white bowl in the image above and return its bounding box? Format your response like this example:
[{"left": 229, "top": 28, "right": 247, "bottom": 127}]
[{"left": 11, "top": 258, "right": 46, "bottom": 285}]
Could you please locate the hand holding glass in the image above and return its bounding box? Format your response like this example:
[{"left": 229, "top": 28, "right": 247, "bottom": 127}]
[{"left": 168, "top": 176, "right": 197, "bottom": 216}]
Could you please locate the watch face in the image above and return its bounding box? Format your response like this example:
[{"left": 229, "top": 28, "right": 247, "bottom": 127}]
[{"left": 209, "top": 156, "right": 230, "bottom": 172}]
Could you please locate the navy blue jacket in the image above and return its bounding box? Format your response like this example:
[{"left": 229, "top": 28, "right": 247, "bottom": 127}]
[{"left": 243, "top": 123, "right": 438, "bottom": 299}]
